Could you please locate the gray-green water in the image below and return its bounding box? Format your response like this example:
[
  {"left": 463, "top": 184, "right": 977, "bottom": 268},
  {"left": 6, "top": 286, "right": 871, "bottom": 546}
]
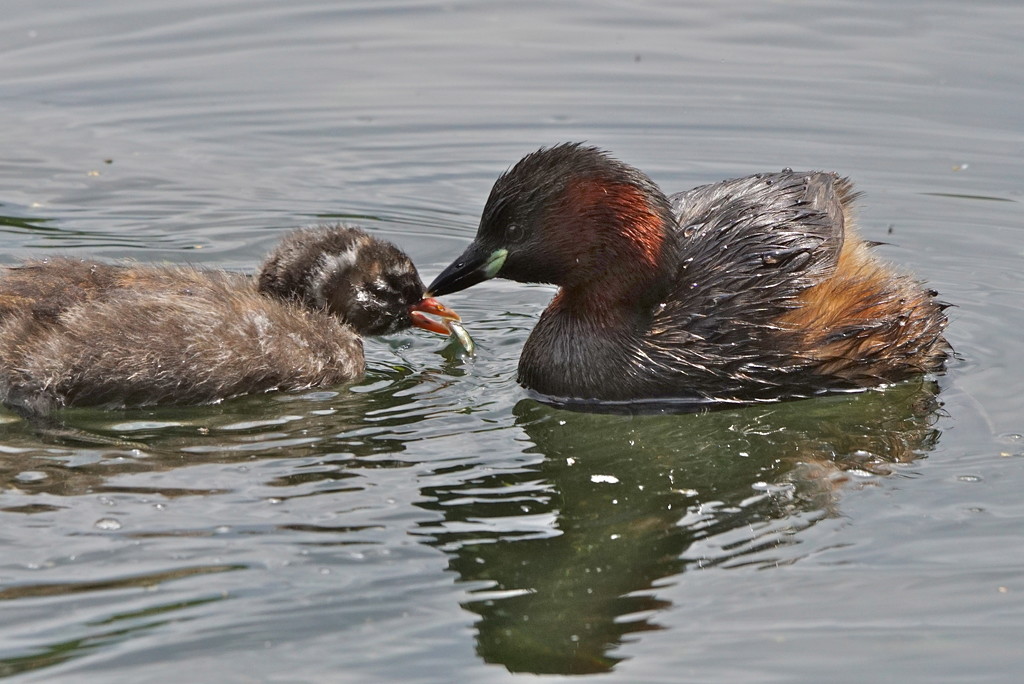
[{"left": 2, "top": 1, "right": 1023, "bottom": 681}]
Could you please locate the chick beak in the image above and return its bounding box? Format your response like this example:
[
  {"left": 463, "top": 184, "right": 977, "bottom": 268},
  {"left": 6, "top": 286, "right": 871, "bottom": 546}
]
[{"left": 409, "top": 297, "right": 461, "bottom": 335}]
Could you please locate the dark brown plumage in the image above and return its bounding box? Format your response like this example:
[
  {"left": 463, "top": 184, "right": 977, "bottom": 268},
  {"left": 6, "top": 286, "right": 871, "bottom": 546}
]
[
  {"left": 0, "top": 224, "right": 458, "bottom": 415},
  {"left": 428, "top": 144, "right": 949, "bottom": 406}
]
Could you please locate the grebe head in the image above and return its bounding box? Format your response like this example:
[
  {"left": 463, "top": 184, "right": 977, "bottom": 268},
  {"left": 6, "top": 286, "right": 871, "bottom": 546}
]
[
  {"left": 428, "top": 143, "right": 676, "bottom": 300},
  {"left": 259, "top": 225, "right": 459, "bottom": 336}
]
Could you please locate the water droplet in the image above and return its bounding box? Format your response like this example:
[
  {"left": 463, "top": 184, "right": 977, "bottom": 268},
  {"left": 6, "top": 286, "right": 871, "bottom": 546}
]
[
  {"left": 752, "top": 481, "right": 797, "bottom": 494},
  {"left": 591, "top": 474, "right": 619, "bottom": 484},
  {"left": 958, "top": 474, "right": 983, "bottom": 483},
  {"left": 94, "top": 518, "right": 122, "bottom": 531},
  {"left": 847, "top": 469, "right": 875, "bottom": 479}
]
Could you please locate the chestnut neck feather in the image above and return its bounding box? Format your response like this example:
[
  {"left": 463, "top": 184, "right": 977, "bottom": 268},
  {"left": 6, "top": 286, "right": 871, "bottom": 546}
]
[{"left": 546, "top": 177, "right": 678, "bottom": 320}]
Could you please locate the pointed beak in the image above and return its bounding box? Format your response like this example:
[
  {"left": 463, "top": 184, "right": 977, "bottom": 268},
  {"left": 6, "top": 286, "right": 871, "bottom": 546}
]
[
  {"left": 408, "top": 296, "right": 461, "bottom": 335},
  {"left": 427, "top": 246, "right": 508, "bottom": 297}
]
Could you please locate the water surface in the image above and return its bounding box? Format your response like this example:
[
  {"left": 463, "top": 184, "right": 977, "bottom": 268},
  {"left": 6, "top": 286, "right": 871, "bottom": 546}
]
[{"left": 2, "top": 1, "right": 1023, "bottom": 681}]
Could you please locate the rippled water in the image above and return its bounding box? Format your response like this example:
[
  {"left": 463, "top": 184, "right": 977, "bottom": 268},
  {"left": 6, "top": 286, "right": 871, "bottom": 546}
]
[{"left": 2, "top": 1, "right": 1023, "bottom": 681}]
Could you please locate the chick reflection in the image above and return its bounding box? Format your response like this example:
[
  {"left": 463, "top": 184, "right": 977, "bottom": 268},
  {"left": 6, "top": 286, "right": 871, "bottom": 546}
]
[
  {"left": 418, "top": 380, "right": 942, "bottom": 675},
  {"left": 0, "top": 364, "right": 429, "bottom": 500}
]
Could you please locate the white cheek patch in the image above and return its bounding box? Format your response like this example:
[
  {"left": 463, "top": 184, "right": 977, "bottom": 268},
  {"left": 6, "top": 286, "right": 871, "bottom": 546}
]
[
  {"left": 309, "top": 243, "right": 362, "bottom": 307},
  {"left": 389, "top": 259, "right": 416, "bottom": 278}
]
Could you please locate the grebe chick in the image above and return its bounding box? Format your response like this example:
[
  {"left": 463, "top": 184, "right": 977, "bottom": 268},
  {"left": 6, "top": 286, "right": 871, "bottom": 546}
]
[
  {"left": 428, "top": 144, "right": 948, "bottom": 405},
  {"left": 0, "top": 224, "right": 459, "bottom": 415}
]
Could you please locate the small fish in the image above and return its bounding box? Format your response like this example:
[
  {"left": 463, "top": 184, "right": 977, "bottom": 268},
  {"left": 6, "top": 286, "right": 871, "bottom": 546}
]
[{"left": 447, "top": 320, "right": 475, "bottom": 356}]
